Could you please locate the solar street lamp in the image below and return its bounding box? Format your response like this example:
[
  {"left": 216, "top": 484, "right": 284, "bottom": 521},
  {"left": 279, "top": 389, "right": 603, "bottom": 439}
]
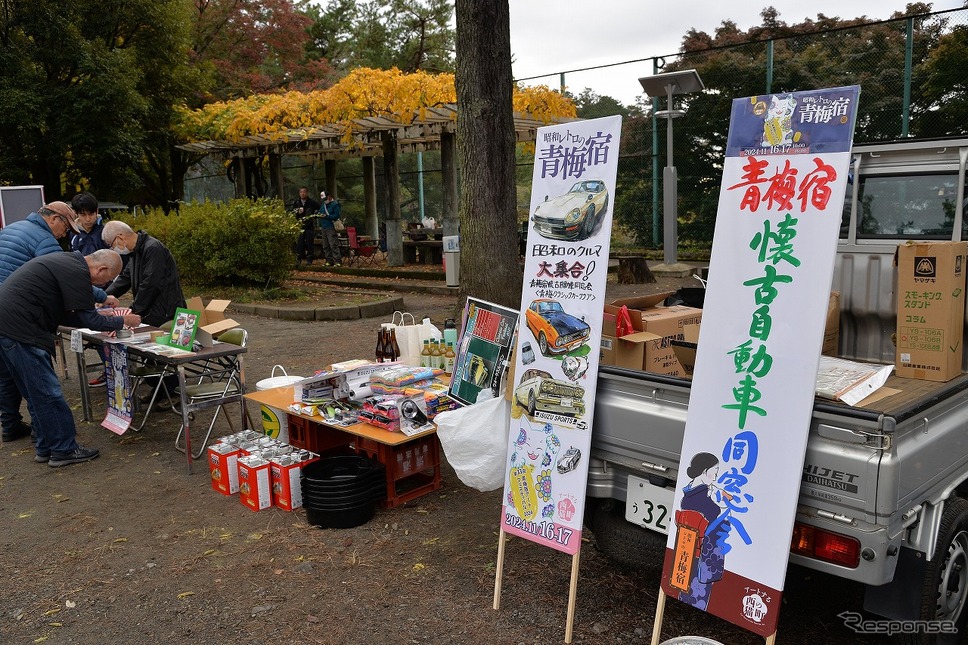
[{"left": 639, "top": 69, "right": 705, "bottom": 267}]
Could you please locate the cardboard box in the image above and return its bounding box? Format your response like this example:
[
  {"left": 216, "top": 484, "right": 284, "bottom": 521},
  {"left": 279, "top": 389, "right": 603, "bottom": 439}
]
[
  {"left": 600, "top": 295, "right": 702, "bottom": 376},
  {"left": 238, "top": 456, "right": 272, "bottom": 511},
  {"left": 208, "top": 443, "right": 241, "bottom": 495},
  {"left": 185, "top": 296, "right": 239, "bottom": 347},
  {"left": 896, "top": 241, "right": 967, "bottom": 382},
  {"left": 670, "top": 323, "right": 700, "bottom": 377}
]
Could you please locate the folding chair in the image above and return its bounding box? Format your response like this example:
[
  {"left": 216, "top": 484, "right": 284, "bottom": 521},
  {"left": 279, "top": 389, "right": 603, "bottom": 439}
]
[
  {"left": 346, "top": 226, "right": 379, "bottom": 267},
  {"left": 129, "top": 321, "right": 177, "bottom": 432},
  {"left": 174, "top": 328, "right": 248, "bottom": 458}
]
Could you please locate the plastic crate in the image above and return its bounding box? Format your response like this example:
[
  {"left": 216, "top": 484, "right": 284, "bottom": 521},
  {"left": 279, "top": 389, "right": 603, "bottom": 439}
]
[{"left": 287, "top": 414, "right": 353, "bottom": 454}]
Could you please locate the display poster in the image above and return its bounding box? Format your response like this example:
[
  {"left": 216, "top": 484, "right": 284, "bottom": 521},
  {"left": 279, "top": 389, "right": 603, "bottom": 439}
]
[
  {"left": 659, "top": 87, "right": 860, "bottom": 638},
  {"left": 166, "top": 308, "right": 201, "bottom": 349},
  {"left": 101, "top": 342, "right": 132, "bottom": 435},
  {"left": 499, "top": 115, "right": 622, "bottom": 555},
  {"left": 449, "top": 298, "right": 519, "bottom": 406}
]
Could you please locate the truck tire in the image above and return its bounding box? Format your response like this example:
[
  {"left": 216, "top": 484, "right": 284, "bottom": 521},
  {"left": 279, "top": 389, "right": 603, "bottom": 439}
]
[
  {"left": 902, "top": 497, "right": 968, "bottom": 644},
  {"left": 588, "top": 498, "right": 666, "bottom": 572}
]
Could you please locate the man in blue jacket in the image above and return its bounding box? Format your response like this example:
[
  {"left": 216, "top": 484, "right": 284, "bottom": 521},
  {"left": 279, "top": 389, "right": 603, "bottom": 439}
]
[
  {"left": 0, "top": 202, "right": 118, "bottom": 443},
  {"left": 319, "top": 192, "right": 342, "bottom": 267}
]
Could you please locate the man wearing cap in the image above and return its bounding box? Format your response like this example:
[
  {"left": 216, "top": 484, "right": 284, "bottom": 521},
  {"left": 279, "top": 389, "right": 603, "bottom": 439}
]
[
  {"left": 0, "top": 202, "right": 118, "bottom": 443},
  {"left": 0, "top": 250, "right": 140, "bottom": 466}
]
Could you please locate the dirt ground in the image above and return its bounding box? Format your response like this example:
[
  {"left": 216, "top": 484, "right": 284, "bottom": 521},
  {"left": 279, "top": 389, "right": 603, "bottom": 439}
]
[{"left": 0, "top": 271, "right": 887, "bottom": 644}]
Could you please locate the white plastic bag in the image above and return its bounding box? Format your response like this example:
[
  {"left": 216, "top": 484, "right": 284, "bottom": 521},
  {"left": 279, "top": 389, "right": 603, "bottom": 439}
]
[{"left": 434, "top": 397, "right": 509, "bottom": 492}]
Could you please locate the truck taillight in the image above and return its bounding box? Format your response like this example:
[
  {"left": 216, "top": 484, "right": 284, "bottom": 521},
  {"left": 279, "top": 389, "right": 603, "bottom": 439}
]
[{"left": 791, "top": 523, "right": 860, "bottom": 568}]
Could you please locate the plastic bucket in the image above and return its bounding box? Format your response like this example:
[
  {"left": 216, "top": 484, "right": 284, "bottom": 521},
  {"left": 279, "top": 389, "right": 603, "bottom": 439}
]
[{"left": 256, "top": 365, "right": 303, "bottom": 443}]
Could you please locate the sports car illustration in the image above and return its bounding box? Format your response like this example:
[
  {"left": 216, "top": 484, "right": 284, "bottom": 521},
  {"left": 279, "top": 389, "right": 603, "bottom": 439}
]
[
  {"left": 557, "top": 447, "right": 582, "bottom": 474},
  {"left": 532, "top": 179, "right": 609, "bottom": 241},
  {"left": 526, "top": 299, "right": 590, "bottom": 356},
  {"left": 514, "top": 369, "right": 586, "bottom": 418}
]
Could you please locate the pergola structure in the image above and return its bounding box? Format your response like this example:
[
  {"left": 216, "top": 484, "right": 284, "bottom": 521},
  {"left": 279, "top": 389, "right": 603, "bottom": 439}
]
[{"left": 177, "top": 104, "right": 574, "bottom": 266}]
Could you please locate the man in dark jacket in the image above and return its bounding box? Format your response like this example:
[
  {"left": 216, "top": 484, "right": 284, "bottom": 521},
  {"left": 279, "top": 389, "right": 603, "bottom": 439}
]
[
  {"left": 319, "top": 192, "right": 342, "bottom": 267},
  {"left": 102, "top": 221, "right": 186, "bottom": 327},
  {"left": 0, "top": 201, "right": 116, "bottom": 442},
  {"left": 0, "top": 250, "right": 140, "bottom": 466},
  {"left": 289, "top": 186, "right": 319, "bottom": 265}
]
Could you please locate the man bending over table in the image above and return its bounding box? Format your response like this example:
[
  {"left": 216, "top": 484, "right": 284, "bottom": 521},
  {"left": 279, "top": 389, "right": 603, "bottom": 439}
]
[{"left": 0, "top": 250, "right": 141, "bottom": 467}]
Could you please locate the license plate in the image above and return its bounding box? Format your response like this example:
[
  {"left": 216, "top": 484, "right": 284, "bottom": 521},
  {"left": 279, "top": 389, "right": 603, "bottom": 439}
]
[
  {"left": 559, "top": 398, "right": 572, "bottom": 407},
  {"left": 625, "top": 475, "right": 674, "bottom": 534}
]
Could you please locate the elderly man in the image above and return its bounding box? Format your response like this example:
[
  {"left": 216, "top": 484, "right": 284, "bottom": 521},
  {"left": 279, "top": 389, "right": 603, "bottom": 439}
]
[
  {"left": 102, "top": 220, "right": 186, "bottom": 327},
  {"left": 0, "top": 201, "right": 117, "bottom": 442},
  {"left": 0, "top": 250, "right": 140, "bottom": 467}
]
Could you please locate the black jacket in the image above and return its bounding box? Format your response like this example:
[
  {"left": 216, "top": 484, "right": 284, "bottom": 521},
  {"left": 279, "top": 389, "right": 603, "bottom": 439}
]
[
  {"left": 289, "top": 196, "right": 320, "bottom": 232},
  {"left": 106, "top": 232, "right": 186, "bottom": 327}
]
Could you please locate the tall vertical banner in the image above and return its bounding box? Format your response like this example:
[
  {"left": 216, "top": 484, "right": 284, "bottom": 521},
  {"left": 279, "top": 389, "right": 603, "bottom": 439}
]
[
  {"left": 658, "top": 87, "right": 860, "bottom": 639},
  {"left": 500, "top": 115, "right": 622, "bottom": 554}
]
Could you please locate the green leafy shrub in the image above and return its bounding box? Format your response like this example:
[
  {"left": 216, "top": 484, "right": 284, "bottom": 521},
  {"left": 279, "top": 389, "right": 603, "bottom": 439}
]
[{"left": 114, "top": 198, "right": 300, "bottom": 288}]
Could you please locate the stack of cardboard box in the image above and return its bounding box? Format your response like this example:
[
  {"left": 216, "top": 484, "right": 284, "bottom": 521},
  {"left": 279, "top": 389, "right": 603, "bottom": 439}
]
[{"left": 600, "top": 293, "right": 702, "bottom": 377}]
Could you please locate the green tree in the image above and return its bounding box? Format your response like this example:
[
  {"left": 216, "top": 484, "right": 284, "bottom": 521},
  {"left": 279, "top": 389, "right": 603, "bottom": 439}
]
[
  {"left": 306, "top": 0, "right": 455, "bottom": 75},
  {"left": 0, "top": 0, "right": 196, "bottom": 203},
  {"left": 658, "top": 3, "right": 953, "bottom": 246}
]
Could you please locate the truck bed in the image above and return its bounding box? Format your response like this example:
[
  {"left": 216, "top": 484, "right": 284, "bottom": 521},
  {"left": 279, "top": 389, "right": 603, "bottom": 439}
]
[{"left": 815, "top": 371, "right": 968, "bottom": 424}]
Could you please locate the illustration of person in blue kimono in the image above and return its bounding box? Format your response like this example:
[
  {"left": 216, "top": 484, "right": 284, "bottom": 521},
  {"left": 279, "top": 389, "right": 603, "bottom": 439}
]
[{"left": 674, "top": 452, "right": 730, "bottom": 610}]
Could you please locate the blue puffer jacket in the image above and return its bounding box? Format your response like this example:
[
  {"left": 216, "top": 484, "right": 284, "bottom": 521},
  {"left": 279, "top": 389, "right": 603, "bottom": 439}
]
[
  {"left": 0, "top": 212, "right": 64, "bottom": 282},
  {"left": 0, "top": 213, "right": 107, "bottom": 302}
]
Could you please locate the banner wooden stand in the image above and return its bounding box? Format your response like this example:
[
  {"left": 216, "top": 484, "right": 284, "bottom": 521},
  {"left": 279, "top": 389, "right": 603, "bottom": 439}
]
[
  {"left": 649, "top": 588, "right": 777, "bottom": 645},
  {"left": 493, "top": 529, "right": 583, "bottom": 644}
]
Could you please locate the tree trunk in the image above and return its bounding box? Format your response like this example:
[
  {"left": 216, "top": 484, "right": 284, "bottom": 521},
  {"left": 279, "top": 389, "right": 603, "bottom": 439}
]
[{"left": 455, "top": 0, "right": 520, "bottom": 309}]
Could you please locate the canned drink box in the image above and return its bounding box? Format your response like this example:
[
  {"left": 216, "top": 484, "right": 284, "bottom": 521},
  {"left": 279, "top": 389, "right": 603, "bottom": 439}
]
[
  {"left": 238, "top": 455, "right": 272, "bottom": 511},
  {"left": 208, "top": 442, "right": 241, "bottom": 495},
  {"left": 270, "top": 451, "right": 319, "bottom": 511}
]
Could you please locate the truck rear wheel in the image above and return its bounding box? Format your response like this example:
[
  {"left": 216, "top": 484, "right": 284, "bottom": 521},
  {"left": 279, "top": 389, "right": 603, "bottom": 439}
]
[
  {"left": 587, "top": 498, "right": 666, "bottom": 572},
  {"left": 903, "top": 497, "right": 968, "bottom": 644}
]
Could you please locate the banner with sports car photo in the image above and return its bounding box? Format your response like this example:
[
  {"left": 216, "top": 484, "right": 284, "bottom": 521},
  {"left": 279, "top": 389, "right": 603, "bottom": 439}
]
[{"left": 500, "top": 115, "right": 621, "bottom": 555}]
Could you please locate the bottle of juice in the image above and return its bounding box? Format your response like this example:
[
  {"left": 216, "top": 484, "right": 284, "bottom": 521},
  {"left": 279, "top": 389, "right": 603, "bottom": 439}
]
[
  {"left": 420, "top": 339, "right": 432, "bottom": 368},
  {"left": 430, "top": 339, "right": 442, "bottom": 370},
  {"left": 444, "top": 342, "right": 456, "bottom": 375}
]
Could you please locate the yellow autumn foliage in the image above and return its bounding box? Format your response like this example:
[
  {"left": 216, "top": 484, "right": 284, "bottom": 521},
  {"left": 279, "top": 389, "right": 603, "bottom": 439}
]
[{"left": 174, "top": 68, "right": 576, "bottom": 144}]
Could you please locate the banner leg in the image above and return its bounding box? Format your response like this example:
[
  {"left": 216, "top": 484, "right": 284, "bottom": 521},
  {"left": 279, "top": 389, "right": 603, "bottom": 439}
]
[
  {"left": 493, "top": 528, "right": 507, "bottom": 610},
  {"left": 564, "top": 548, "right": 582, "bottom": 644},
  {"left": 650, "top": 589, "right": 667, "bottom": 645},
  {"left": 765, "top": 632, "right": 777, "bottom": 645}
]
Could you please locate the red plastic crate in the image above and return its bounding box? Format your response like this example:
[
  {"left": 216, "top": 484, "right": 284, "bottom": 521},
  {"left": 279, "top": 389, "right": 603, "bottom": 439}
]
[{"left": 286, "top": 414, "right": 353, "bottom": 453}]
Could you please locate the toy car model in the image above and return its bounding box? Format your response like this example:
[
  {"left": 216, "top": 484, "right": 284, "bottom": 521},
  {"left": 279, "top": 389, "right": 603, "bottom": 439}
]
[
  {"left": 531, "top": 179, "right": 609, "bottom": 241},
  {"left": 514, "top": 368, "right": 585, "bottom": 418},
  {"left": 525, "top": 299, "right": 590, "bottom": 356}
]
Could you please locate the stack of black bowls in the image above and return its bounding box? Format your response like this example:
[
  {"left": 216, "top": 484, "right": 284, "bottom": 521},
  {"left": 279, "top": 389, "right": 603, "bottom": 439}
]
[{"left": 300, "top": 455, "right": 386, "bottom": 529}]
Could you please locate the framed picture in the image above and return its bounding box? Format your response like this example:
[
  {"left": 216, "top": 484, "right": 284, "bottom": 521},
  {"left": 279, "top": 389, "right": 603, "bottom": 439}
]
[{"left": 165, "top": 308, "right": 201, "bottom": 349}]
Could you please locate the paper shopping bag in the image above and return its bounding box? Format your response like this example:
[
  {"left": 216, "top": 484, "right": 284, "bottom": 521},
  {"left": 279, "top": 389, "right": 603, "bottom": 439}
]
[{"left": 391, "top": 311, "right": 422, "bottom": 365}]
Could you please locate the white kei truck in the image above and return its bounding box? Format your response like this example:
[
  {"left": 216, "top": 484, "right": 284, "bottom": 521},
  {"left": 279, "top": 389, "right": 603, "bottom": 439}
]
[{"left": 586, "top": 137, "right": 968, "bottom": 644}]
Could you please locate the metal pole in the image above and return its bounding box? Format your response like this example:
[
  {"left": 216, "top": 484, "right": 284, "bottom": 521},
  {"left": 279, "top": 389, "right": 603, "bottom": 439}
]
[
  {"left": 417, "top": 151, "right": 426, "bottom": 222},
  {"left": 766, "top": 39, "right": 774, "bottom": 94},
  {"left": 902, "top": 18, "right": 913, "bottom": 138},
  {"left": 560, "top": 72, "right": 566, "bottom": 95},
  {"left": 651, "top": 59, "right": 661, "bottom": 249},
  {"left": 663, "top": 83, "right": 678, "bottom": 266}
]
